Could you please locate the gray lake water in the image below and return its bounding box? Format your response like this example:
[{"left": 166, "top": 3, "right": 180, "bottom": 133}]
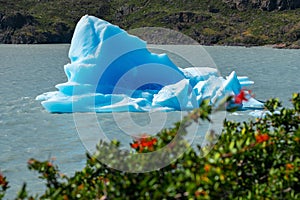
[{"left": 0, "top": 44, "right": 299, "bottom": 198}]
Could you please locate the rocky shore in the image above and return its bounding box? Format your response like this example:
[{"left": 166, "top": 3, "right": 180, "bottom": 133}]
[
  {"left": 1, "top": 0, "right": 300, "bottom": 48},
  {"left": 224, "top": 0, "right": 300, "bottom": 11}
]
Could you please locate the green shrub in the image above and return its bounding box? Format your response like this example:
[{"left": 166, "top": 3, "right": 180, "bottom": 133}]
[{"left": 1, "top": 93, "right": 299, "bottom": 199}]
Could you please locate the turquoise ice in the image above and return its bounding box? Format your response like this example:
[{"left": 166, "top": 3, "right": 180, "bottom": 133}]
[{"left": 36, "top": 15, "right": 263, "bottom": 113}]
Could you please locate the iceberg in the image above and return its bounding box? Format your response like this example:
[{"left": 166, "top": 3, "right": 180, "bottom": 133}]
[{"left": 36, "top": 15, "right": 263, "bottom": 113}]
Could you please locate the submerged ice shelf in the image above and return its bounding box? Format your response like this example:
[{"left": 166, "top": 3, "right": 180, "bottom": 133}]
[{"left": 36, "top": 15, "right": 263, "bottom": 113}]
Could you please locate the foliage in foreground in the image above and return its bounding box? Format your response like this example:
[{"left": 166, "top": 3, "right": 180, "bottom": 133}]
[{"left": 1, "top": 93, "right": 300, "bottom": 199}]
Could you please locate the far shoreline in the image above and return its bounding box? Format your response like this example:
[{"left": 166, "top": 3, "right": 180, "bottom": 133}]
[{"left": 1, "top": 42, "right": 300, "bottom": 50}]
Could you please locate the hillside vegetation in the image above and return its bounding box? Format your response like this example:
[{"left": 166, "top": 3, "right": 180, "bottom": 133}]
[{"left": 0, "top": 0, "right": 300, "bottom": 47}]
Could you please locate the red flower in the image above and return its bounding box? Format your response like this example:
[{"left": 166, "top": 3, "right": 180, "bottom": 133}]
[
  {"left": 152, "top": 138, "right": 157, "bottom": 144},
  {"left": 77, "top": 183, "right": 84, "bottom": 190},
  {"left": 0, "top": 174, "right": 5, "bottom": 185},
  {"left": 286, "top": 163, "right": 294, "bottom": 170},
  {"left": 195, "top": 190, "right": 207, "bottom": 197},
  {"left": 130, "top": 134, "right": 158, "bottom": 152},
  {"left": 130, "top": 142, "right": 139, "bottom": 149},
  {"left": 255, "top": 134, "right": 269, "bottom": 143},
  {"left": 0, "top": 173, "right": 8, "bottom": 189},
  {"left": 204, "top": 164, "right": 211, "bottom": 172},
  {"left": 234, "top": 89, "right": 251, "bottom": 104}
]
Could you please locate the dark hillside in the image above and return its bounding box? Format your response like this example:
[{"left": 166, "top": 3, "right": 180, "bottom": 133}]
[{"left": 0, "top": 0, "right": 300, "bottom": 48}]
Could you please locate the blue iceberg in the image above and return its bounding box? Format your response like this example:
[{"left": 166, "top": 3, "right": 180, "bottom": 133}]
[{"left": 36, "top": 15, "right": 263, "bottom": 113}]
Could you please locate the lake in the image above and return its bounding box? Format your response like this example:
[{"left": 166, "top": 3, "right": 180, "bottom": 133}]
[{"left": 0, "top": 44, "right": 299, "bottom": 198}]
